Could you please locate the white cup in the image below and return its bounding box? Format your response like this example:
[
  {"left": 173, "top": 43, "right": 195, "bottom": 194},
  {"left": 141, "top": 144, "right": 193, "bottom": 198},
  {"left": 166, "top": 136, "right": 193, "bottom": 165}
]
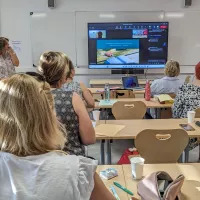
[
  {"left": 187, "top": 111, "right": 196, "bottom": 124},
  {"left": 130, "top": 157, "right": 145, "bottom": 180},
  {"left": 93, "top": 110, "right": 101, "bottom": 121}
]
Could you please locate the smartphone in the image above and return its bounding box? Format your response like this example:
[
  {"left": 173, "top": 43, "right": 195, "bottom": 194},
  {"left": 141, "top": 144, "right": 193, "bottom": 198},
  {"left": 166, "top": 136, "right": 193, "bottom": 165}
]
[{"left": 180, "top": 124, "right": 195, "bottom": 131}]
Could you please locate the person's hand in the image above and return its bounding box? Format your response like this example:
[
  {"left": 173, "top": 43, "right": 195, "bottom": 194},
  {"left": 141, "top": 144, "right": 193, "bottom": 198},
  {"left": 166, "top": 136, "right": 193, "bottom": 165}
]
[{"left": 7, "top": 47, "right": 15, "bottom": 55}]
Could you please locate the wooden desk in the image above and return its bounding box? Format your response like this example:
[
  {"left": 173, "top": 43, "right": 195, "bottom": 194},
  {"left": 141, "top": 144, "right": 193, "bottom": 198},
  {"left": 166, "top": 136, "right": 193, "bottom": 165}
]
[
  {"left": 90, "top": 79, "right": 153, "bottom": 88},
  {"left": 95, "top": 98, "right": 172, "bottom": 109},
  {"left": 95, "top": 119, "right": 200, "bottom": 164},
  {"left": 123, "top": 164, "right": 200, "bottom": 200},
  {"left": 97, "top": 165, "right": 129, "bottom": 200},
  {"left": 104, "top": 119, "right": 200, "bottom": 139},
  {"left": 88, "top": 87, "right": 145, "bottom": 95},
  {"left": 182, "top": 118, "right": 200, "bottom": 133}
]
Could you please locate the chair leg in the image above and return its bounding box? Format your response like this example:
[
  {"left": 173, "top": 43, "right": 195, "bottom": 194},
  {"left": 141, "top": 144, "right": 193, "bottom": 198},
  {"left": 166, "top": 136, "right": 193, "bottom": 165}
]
[
  {"left": 185, "top": 148, "right": 190, "bottom": 163},
  {"left": 199, "top": 144, "right": 200, "bottom": 161}
]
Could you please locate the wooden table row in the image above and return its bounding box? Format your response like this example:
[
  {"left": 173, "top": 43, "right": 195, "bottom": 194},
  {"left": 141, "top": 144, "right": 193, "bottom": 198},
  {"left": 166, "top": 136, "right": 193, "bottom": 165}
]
[
  {"left": 97, "top": 163, "right": 200, "bottom": 200},
  {"left": 95, "top": 118, "right": 200, "bottom": 164}
]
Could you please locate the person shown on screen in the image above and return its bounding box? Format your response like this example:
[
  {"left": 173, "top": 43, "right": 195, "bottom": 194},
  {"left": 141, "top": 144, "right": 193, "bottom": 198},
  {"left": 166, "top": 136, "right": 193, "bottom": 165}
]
[
  {"left": 0, "top": 74, "right": 115, "bottom": 200},
  {"left": 97, "top": 31, "right": 103, "bottom": 39},
  {"left": 63, "top": 59, "right": 95, "bottom": 108},
  {"left": 0, "top": 37, "right": 19, "bottom": 78},
  {"left": 38, "top": 52, "right": 96, "bottom": 156},
  {"left": 150, "top": 60, "right": 182, "bottom": 97}
]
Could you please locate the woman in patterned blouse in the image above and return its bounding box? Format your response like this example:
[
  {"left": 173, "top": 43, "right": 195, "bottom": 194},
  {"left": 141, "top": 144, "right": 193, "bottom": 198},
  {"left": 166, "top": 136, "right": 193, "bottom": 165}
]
[
  {"left": 172, "top": 62, "right": 200, "bottom": 118},
  {"left": 38, "top": 52, "right": 96, "bottom": 156},
  {"left": 172, "top": 63, "right": 200, "bottom": 151},
  {"left": 0, "top": 37, "right": 19, "bottom": 78}
]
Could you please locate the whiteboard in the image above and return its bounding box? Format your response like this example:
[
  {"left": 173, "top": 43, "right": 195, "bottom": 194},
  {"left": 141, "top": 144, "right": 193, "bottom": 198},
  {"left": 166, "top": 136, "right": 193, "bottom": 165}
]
[
  {"left": 30, "top": 11, "right": 200, "bottom": 68},
  {"left": 30, "top": 12, "right": 76, "bottom": 66},
  {"left": 165, "top": 11, "right": 200, "bottom": 65}
]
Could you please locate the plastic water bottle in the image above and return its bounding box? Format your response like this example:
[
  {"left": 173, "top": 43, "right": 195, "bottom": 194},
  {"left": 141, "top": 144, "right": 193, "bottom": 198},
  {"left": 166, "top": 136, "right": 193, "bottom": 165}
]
[{"left": 104, "top": 83, "right": 110, "bottom": 101}]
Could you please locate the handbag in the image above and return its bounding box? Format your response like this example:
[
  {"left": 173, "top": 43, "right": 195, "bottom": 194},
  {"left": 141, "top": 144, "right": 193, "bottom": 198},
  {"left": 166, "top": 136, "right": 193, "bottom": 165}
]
[{"left": 137, "top": 171, "right": 184, "bottom": 200}]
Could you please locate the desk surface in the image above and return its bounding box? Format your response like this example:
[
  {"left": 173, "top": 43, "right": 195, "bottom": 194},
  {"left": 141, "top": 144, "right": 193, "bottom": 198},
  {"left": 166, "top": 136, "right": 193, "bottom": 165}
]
[
  {"left": 90, "top": 79, "right": 152, "bottom": 86},
  {"left": 88, "top": 87, "right": 145, "bottom": 95},
  {"left": 123, "top": 163, "right": 200, "bottom": 199},
  {"left": 95, "top": 119, "right": 200, "bottom": 139},
  {"left": 95, "top": 98, "right": 172, "bottom": 109},
  {"left": 96, "top": 165, "right": 129, "bottom": 200}
]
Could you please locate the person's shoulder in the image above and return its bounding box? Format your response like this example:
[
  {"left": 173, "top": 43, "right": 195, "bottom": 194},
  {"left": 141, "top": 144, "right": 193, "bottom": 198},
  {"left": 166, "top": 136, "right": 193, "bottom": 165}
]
[{"left": 45, "top": 152, "right": 97, "bottom": 173}]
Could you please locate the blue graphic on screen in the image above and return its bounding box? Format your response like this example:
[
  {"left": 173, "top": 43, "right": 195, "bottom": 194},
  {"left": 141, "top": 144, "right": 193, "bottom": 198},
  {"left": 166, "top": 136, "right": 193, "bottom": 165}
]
[
  {"left": 123, "top": 76, "right": 139, "bottom": 88},
  {"left": 97, "top": 40, "right": 139, "bottom": 65}
]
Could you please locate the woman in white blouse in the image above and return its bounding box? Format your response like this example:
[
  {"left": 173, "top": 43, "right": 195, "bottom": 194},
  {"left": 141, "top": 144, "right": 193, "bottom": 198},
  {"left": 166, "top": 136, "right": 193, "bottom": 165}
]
[{"left": 0, "top": 74, "right": 115, "bottom": 200}]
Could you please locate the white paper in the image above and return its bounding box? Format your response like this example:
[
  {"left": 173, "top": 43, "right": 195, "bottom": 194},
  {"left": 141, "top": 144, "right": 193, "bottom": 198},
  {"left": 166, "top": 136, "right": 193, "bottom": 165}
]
[{"left": 11, "top": 40, "right": 22, "bottom": 53}]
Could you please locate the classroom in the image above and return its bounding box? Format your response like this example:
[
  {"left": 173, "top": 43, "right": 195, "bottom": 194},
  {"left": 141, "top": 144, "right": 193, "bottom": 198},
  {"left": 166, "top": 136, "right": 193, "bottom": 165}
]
[{"left": 0, "top": 0, "right": 200, "bottom": 199}]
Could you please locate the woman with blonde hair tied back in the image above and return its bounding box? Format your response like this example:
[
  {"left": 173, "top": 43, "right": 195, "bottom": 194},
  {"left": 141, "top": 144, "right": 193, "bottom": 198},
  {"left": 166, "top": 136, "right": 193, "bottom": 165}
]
[
  {"left": 38, "top": 52, "right": 96, "bottom": 156},
  {"left": 0, "top": 74, "right": 115, "bottom": 200}
]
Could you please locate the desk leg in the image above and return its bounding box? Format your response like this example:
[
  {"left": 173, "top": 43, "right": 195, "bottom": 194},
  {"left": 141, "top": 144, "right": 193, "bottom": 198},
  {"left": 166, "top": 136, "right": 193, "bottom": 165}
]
[
  {"left": 106, "top": 140, "right": 112, "bottom": 164},
  {"left": 178, "top": 153, "right": 184, "bottom": 163},
  {"left": 155, "top": 108, "right": 161, "bottom": 119},
  {"left": 100, "top": 140, "right": 105, "bottom": 165},
  {"left": 184, "top": 146, "right": 190, "bottom": 163}
]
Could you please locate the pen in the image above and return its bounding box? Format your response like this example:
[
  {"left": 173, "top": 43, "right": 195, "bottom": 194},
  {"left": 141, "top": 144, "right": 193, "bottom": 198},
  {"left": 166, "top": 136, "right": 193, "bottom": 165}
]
[
  {"left": 114, "top": 182, "right": 133, "bottom": 196},
  {"left": 110, "top": 185, "right": 120, "bottom": 200}
]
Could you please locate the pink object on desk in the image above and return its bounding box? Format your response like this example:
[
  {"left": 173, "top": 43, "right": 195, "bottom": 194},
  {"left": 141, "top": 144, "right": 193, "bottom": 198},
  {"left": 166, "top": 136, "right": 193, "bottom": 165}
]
[{"left": 145, "top": 80, "right": 151, "bottom": 101}]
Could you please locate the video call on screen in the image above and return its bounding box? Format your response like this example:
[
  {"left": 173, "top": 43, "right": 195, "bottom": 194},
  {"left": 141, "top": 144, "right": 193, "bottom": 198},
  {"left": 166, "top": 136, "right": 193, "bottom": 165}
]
[{"left": 88, "top": 22, "right": 169, "bottom": 69}]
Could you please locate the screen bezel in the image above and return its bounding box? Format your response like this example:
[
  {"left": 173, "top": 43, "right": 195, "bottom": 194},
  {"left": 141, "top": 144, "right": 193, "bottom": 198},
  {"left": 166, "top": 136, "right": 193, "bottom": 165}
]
[{"left": 87, "top": 22, "right": 169, "bottom": 69}]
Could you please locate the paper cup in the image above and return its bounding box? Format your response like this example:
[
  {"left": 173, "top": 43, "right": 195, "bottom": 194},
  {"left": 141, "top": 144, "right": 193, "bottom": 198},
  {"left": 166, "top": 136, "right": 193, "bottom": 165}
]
[
  {"left": 93, "top": 110, "right": 100, "bottom": 121},
  {"left": 187, "top": 111, "right": 196, "bottom": 124},
  {"left": 130, "top": 157, "right": 145, "bottom": 180}
]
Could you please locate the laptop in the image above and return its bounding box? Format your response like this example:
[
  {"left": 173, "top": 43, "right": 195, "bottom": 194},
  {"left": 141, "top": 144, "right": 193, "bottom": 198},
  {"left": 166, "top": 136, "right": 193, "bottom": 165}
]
[{"left": 122, "top": 76, "right": 144, "bottom": 90}]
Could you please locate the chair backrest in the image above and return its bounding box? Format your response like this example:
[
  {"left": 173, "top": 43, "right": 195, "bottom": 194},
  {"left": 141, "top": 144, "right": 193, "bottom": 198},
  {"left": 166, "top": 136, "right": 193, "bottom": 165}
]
[
  {"left": 112, "top": 101, "right": 146, "bottom": 119},
  {"left": 195, "top": 108, "right": 200, "bottom": 118},
  {"left": 184, "top": 75, "right": 191, "bottom": 84},
  {"left": 135, "top": 129, "right": 189, "bottom": 164}
]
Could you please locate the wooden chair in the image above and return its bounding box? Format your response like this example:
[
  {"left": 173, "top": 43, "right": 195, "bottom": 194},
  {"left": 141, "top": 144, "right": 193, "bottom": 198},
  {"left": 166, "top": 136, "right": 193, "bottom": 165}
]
[
  {"left": 195, "top": 108, "right": 200, "bottom": 118},
  {"left": 112, "top": 101, "right": 146, "bottom": 120},
  {"left": 185, "top": 75, "right": 191, "bottom": 84},
  {"left": 135, "top": 129, "right": 189, "bottom": 164},
  {"left": 160, "top": 93, "right": 176, "bottom": 119}
]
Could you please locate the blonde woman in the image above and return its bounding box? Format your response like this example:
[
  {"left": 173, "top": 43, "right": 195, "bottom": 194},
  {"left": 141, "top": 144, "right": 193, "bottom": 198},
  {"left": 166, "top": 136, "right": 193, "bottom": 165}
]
[
  {"left": 0, "top": 74, "right": 115, "bottom": 200},
  {"left": 38, "top": 52, "right": 96, "bottom": 156},
  {"left": 150, "top": 60, "right": 182, "bottom": 96}
]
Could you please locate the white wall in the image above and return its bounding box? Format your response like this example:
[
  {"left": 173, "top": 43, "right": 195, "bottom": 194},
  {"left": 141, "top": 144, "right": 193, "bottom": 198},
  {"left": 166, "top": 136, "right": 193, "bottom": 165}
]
[{"left": 0, "top": 0, "right": 200, "bottom": 85}]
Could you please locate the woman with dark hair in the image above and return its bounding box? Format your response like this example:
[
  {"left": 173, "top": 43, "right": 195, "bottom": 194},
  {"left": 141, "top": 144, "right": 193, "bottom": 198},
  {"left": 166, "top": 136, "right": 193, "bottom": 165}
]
[
  {"left": 63, "top": 59, "right": 95, "bottom": 108},
  {"left": 0, "top": 37, "right": 19, "bottom": 77}
]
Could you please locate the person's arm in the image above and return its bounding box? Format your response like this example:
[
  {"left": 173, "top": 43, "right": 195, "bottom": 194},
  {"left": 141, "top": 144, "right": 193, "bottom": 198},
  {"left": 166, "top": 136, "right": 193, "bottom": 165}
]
[
  {"left": 8, "top": 47, "right": 19, "bottom": 67},
  {"left": 90, "top": 173, "right": 115, "bottom": 200},
  {"left": 72, "top": 92, "right": 96, "bottom": 145},
  {"left": 80, "top": 82, "right": 95, "bottom": 108}
]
